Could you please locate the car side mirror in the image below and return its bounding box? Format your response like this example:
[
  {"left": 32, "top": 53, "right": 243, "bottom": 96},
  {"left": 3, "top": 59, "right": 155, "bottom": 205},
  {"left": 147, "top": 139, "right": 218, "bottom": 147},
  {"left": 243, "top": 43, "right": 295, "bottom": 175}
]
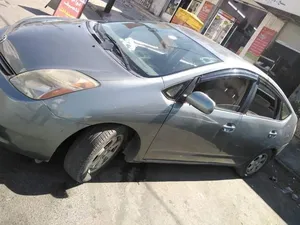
[{"left": 186, "top": 92, "right": 215, "bottom": 114}]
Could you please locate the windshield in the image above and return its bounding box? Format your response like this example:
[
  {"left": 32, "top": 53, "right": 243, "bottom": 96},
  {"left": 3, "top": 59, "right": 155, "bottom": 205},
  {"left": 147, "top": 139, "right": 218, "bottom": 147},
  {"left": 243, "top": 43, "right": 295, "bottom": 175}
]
[{"left": 101, "top": 22, "right": 221, "bottom": 77}]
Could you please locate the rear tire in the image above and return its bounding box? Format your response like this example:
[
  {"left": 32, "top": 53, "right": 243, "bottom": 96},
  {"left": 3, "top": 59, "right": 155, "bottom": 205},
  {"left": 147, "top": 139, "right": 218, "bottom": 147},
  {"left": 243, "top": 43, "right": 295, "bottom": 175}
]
[
  {"left": 64, "top": 125, "right": 128, "bottom": 183},
  {"left": 235, "top": 150, "right": 272, "bottom": 178}
]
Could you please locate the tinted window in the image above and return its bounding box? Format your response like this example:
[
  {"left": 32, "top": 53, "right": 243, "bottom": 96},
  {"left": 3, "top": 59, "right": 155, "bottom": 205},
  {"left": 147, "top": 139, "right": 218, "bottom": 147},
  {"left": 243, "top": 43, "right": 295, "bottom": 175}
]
[
  {"left": 101, "top": 22, "right": 220, "bottom": 76},
  {"left": 248, "top": 83, "right": 278, "bottom": 119},
  {"left": 280, "top": 102, "right": 291, "bottom": 120},
  {"left": 194, "top": 76, "right": 250, "bottom": 111},
  {"left": 165, "top": 81, "right": 190, "bottom": 99}
]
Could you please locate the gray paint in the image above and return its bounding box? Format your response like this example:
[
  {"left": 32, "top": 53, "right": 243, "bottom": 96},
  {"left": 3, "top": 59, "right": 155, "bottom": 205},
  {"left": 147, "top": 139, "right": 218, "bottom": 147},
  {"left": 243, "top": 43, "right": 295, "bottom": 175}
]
[
  {"left": 186, "top": 92, "right": 215, "bottom": 114},
  {"left": 0, "top": 17, "right": 297, "bottom": 168}
]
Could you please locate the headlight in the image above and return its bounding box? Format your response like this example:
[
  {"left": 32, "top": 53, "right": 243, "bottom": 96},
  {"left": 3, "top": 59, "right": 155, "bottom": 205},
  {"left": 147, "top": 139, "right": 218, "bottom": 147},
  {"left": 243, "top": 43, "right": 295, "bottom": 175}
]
[{"left": 10, "top": 69, "right": 99, "bottom": 100}]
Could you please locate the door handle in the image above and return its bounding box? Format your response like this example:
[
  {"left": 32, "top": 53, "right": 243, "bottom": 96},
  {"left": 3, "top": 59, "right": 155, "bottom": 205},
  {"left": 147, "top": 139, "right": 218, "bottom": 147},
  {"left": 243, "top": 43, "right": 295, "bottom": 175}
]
[
  {"left": 268, "top": 130, "right": 277, "bottom": 138},
  {"left": 222, "top": 123, "right": 236, "bottom": 133}
]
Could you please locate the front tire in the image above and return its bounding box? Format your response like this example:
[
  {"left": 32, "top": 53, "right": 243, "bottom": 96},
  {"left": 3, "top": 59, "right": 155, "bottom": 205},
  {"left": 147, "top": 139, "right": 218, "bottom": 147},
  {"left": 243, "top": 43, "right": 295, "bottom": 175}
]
[
  {"left": 235, "top": 150, "right": 272, "bottom": 178},
  {"left": 64, "top": 125, "right": 127, "bottom": 183}
]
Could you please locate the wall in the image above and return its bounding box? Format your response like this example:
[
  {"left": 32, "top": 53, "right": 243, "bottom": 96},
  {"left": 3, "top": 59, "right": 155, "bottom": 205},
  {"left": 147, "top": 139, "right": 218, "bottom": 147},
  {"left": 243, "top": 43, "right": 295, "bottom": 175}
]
[
  {"left": 277, "top": 22, "right": 300, "bottom": 53},
  {"left": 240, "top": 12, "right": 285, "bottom": 63},
  {"left": 149, "top": 0, "right": 169, "bottom": 16},
  {"left": 133, "top": 0, "right": 154, "bottom": 9}
]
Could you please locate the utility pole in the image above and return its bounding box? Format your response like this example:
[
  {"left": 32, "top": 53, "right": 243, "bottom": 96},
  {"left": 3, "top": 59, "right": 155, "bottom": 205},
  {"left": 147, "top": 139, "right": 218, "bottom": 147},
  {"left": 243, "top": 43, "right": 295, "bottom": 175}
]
[{"left": 104, "top": 0, "right": 116, "bottom": 13}]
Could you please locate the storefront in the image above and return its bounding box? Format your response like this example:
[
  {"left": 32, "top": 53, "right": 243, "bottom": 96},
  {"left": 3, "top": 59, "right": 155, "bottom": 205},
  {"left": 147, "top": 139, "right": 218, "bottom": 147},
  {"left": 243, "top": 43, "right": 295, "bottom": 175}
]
[
  {"left": 256, "top": 22, "right": 300, "bottom": 98},
  {"left": 160, "top": 0, "right": 193, "bottom": 21},
  {"left": 187, "top": 0, "right": 203, "bottom": 14},
  {"left": 203, "top": 9, "right": 236, "bottom": 44},
  {"left": 160, "top": 0, "right": 220, "bottom": 22},
  {"left": 203, "top": 1, "right": 267, "bottom": 54}
]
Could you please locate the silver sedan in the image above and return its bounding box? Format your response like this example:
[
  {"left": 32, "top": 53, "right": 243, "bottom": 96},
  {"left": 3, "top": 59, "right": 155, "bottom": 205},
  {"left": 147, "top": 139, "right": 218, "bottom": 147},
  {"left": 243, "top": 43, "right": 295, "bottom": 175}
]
[{"left": 0, "top": 17, "right": 297, "bottom": 182}]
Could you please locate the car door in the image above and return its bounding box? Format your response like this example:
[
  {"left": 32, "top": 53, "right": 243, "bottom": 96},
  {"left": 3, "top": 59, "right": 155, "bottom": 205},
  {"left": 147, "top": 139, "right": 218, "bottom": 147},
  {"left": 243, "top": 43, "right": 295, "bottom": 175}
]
[
  {"left": 144, "top": 70, "right": 257, "bottom": 165},
  {"left": 229, "top": 78, "right": 293, "bottom": 165}
]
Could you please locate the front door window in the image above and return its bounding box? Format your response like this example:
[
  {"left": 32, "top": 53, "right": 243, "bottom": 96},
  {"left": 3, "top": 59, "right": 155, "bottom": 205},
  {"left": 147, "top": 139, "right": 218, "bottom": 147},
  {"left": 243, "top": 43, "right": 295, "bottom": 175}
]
[{"left": 194, "top": 76, "right": 250, "bottom": 111}]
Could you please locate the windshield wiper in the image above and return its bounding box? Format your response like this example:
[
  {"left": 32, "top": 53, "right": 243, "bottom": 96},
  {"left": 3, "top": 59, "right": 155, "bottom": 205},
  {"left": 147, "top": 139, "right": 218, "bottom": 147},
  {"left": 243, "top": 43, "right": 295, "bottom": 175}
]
[
  {"left": 96, "top": 25, "right": 131, "bottom": 71},
  {"left": 105, "top": 33, "right": 131, "bottom": 70}
]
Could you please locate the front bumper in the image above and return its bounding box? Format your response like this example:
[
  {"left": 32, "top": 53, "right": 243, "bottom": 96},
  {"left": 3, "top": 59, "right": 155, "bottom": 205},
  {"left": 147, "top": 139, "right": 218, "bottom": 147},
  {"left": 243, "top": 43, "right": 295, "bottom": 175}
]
[{"left": 0, "top": 73, "right": 87, "bottom": 160}]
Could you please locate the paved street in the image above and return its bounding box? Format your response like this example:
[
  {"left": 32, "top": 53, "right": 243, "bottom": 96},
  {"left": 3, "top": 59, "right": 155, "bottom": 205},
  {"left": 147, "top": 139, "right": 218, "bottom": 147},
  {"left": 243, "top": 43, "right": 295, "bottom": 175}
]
[
  {"left": 0, "top": 0, "right": 300, "bottom": 224},
  {"left": 0, "top": 148, "right": 300, "bottom": 225}
]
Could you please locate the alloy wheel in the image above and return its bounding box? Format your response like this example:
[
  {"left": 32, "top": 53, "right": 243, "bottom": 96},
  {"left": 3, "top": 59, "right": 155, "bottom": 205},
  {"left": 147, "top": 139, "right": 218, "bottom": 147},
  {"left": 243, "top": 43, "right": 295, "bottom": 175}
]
[
  {"left": 246, "top": 153, "right": 268, "bottom": 175},
  {"left": 87, "top": 134, "right": 124, "bottom": 174}
]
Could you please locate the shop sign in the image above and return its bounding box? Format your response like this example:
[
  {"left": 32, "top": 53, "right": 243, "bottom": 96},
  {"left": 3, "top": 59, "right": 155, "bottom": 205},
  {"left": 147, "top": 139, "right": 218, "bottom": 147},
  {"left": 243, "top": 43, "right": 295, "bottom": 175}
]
[
  {"left": 53, "top": 0, "right": 88, "bottom": 18},
  {"left": 246, "top": 26, "right": 277, "bottom": 61},
  {"left": 204, "top": 9, "right": 235, "bottom": 44},
  {"left": 217, "top": 9, "right": 235, "bottom": 22},
  {"left": 255, "top": 0, "right": 300, "bottom": 17},
  {"left": 197, "top": 1, "right": 215, "bottom": 23}
]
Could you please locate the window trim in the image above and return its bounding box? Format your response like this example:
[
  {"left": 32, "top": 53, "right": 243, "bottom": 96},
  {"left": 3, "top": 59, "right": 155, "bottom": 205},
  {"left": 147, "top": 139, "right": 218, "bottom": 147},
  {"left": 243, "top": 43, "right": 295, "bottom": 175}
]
[
  {"left": 244, "top": 77, "right": 283, "bottom": 121},
  {"left": 163, "top": 80, "right": 193, "bottom": 100},
  {"left": 260, "top": 79, "right": 281, "bottom": 120},
  {"left": 279, "top": 101, "right": 292, "bottom": 121},
  {"left": 179, "top": 69, "right": 258, "bottom": 113}
]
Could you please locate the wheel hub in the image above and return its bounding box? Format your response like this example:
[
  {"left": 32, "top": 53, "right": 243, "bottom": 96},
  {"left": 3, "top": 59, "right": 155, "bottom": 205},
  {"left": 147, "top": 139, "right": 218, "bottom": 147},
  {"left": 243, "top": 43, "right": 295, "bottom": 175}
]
[
  {"left": 246, "top": 153, "right": 268, "bottom": 175},
  {"left": 87, "top": 134, "right": 124, "bottom": 174}
]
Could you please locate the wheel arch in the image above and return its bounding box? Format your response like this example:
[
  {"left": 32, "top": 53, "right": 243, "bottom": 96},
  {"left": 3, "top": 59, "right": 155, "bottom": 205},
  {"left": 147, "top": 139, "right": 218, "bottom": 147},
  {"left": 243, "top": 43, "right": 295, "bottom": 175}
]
[
  {"left": 271, "top": 148, "right": 279, "bottom": 159},
  {"left": 50, "top": 122, "right": 141, "bottom": 162},
  {"left": 236, "top": 147, "right": 276, "bottom": 168}
]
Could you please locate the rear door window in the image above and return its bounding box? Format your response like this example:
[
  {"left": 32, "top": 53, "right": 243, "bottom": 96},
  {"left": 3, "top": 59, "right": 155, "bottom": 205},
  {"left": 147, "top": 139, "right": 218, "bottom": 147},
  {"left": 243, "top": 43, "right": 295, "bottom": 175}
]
[
  {"left": 280, "top": 102, "right": 291, "bottom": 120},
  {"left": 247, "top": 83, "right": 279, "bottom": 119}
]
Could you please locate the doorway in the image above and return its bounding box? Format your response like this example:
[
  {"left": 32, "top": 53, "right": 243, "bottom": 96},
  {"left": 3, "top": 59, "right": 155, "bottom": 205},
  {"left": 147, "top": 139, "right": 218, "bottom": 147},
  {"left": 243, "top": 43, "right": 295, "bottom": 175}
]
[
  {"left": 204, "top": 0, "right": 267, "bottom": 54},
  {"left": 204, "top": 9, "right": 236, "bottom": 44},
  {"left": 162, "top": 0, "right": 182, "bottom": 21},
  {"left": 256, "top": 42, "right": 300, "bottom": 97},
  {"left": 161, "top": 0, "right": 192, "bottom": 22},
  {"left": 187, "top": 0, "right": 203, "bottom": 14}
]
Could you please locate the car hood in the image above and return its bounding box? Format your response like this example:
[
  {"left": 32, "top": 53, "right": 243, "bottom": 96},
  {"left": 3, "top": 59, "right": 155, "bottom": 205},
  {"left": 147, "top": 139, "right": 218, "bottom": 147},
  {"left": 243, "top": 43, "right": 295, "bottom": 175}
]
[{"left": 0, "top": 16, "right": 135, "bottom": 81}]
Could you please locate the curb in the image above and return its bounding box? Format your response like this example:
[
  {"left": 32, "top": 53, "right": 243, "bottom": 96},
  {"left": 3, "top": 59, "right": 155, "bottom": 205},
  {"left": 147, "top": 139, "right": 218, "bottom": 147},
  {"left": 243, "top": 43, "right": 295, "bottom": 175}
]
[{"left": 275, "top": 157, "right": 300, "bottom": 180}]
